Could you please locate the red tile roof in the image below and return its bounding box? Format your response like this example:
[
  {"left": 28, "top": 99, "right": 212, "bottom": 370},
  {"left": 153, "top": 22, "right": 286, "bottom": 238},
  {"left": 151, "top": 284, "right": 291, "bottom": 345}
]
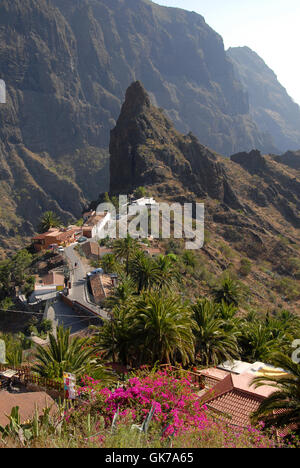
[
  {"left": 198, "top": 368, "right": 229, "bottom": 388},
  {"left": 201, "top": 373, "right": 275, "bottom": 428}
]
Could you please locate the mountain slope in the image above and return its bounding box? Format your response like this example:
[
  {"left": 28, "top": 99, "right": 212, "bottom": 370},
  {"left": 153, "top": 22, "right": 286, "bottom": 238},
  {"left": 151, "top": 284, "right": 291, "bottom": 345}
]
[
  {"left": 228, "top": 46, "right": 300, "bottom": 152},
  {"left": 110, "top": 81, "right": 300, "bottom": 265},
  {"left": 0, "top": 0, "right": 286, "bottom": 254}
]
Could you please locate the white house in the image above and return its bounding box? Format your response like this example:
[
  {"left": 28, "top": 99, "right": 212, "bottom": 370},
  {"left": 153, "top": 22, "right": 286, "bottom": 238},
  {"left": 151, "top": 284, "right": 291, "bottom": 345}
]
[
  {"left": 131, "top": 197, "right": 158, "bottom": 207},
  {"left": 82, "top": 212, "right": 111, "bottom": 239}
]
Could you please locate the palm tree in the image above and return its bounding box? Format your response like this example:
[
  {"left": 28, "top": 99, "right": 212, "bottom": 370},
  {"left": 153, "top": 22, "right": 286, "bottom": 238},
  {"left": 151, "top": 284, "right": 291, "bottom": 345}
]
[
  {"left": 154, "top": 255, "right": 179, "bottom": 290},
  {"left": 105, "top": 275, "right": 136, "bottom": 309},
  {"left": 217, "top": 301, "right": 238, "bottom": 320},
  {"left": 93, "top": 306, "right": 136, "bottom": 366},
  {"left": 33, "top": 326, "right": 97, "bottom": 379},
  {"left": 129, "top": 252, "right": 160, "bottom": 293},
  {"left": 192, "top": 299, "right": 240, "bottom": 366},
  {"left": 38, "top": 211, "right": 61, "bottom": 233},
  {"left": 275, "top": 310, "right": 300, "bottom": 337},
  {"left": 239, "top": 322, "right": 282, "bottom": 363},
  {"left": 113, "top": 234, "right": 140, "bottom": 275},
  {"left": 251, "top": 353, "right": 300, "bottom": 434},
  {"left": 212, "top": 275, "right": 241, "bottom": 306},
  {"left": 100, "top": 253, "right": 121, "bottom": 275},
  {"left": 133, "top": 292, "right": 197, "bottom": 365}
]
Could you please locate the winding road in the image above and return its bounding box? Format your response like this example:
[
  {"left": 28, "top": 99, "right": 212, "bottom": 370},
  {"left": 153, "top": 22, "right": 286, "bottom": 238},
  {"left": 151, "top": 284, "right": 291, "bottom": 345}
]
[{"left": 64, "top": 244, "right": 109, "bottom": 320}]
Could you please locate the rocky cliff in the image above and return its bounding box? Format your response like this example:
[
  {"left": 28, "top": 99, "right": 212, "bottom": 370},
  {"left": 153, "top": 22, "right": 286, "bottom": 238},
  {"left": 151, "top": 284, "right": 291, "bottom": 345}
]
[
  {"left": 110, "top": 81, "right": 237, "bottom": 206},
  {"left": 0, "top": 0, "right": 296, "bottom": 254},
  {"left": 228, "top": 46, "right": 300, "bottom": 152},
  {"left": 110, "top": 81, "right": 300, "bottom": 270}
]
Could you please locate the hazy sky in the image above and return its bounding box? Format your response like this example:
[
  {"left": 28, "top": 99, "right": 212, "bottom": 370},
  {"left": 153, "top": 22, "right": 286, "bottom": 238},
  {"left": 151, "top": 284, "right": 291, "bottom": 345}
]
[{"left": 154, "top": 0, "right": 300, "bottom": 105}]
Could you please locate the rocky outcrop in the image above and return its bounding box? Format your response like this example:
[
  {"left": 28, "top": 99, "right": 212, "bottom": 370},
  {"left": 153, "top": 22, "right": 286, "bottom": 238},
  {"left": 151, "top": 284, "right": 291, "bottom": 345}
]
[
  {"left": 228, "top": 46, "right": 300, "bottom": 152},
  {"left": 110, "top": 81, "right": 237, "bottom": 206},
  {"left": 110, "top": 82, "right": 300, "bottom": 259}
]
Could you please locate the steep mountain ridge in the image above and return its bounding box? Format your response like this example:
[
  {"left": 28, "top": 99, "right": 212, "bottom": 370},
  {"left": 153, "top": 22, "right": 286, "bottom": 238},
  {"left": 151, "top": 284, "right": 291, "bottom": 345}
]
[
  {"left": 110, "top": 81, "right": 300, "bottom": 270},
  {"left": 228, "top": 46, "right": 300, "bottom": 152},
  {"left": 0, "top": 0, "right": 297, "bottom": 255}
]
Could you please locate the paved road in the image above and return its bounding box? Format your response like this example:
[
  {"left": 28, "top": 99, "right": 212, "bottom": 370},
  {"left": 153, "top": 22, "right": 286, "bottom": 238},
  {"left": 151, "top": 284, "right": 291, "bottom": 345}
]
[
  {"left": 64, "top": 245, "right": 109, "bottom": 320},
  {"left": 45, "top": 300, "right": 92, "bottom": 335}
]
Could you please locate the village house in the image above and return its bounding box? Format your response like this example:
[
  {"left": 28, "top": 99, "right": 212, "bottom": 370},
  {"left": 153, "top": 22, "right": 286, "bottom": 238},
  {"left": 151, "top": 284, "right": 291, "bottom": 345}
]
[
  {"left": 197, "top": 360, "right": 288, "bottom": 430},
  {"left": 32, "top": 227, "right": 82, "bottom": 252},
  {"left": 82, "top": 212, "right": 111, "bottom": 239},
  {"left": 29, "top": 271, "right": 65, "bottom": 304},
  {"left": 200, "top": 372, "right": 275, "bottom": 428}
]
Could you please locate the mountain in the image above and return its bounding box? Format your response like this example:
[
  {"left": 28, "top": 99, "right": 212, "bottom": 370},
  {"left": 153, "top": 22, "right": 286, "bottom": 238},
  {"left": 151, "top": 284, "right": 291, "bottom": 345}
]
[
  {"left": 0, "top": 0, "right": 279, "bottom": 255},
  {"left": 110, "top": 81, "right": 300, "bottom": 285},
  {"left": 110, "top": 81, "right": 239, "bottom": 205},
  {"left": 228, "top": 46, "right": 300, "bottom": 152}
]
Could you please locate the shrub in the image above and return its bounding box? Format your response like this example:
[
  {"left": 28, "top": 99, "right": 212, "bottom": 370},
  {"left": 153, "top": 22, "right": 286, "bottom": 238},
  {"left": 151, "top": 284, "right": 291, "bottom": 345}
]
[{"left": 239, "top": 258, "right": 252, "bottom": 277}]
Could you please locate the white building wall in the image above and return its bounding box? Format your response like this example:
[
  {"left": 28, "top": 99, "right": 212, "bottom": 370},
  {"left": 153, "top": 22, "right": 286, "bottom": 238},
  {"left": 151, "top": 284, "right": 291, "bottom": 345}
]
[{"left": 93, "top": 212, "right": 111, "bottom": 239}]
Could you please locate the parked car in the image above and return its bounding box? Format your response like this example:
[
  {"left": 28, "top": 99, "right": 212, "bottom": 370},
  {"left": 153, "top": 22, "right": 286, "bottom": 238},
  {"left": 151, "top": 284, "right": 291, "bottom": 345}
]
[
  {"left": 87, "top": 268, "right": 104, "bottom": 278},
  {"left": 78, "top": 236, "right": 88, "bottom": 243},
  {"left": 57, "top": 246, "right": 64, "bottom": 253}
]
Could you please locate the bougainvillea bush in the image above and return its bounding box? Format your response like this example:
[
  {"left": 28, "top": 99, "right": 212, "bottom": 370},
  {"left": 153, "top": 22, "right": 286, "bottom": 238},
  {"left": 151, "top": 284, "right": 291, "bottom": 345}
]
[
  {"left": 73, "top": 369, "right": 288, "bottom": 448},
  {"left": 80, "top": 369, "right": 209, "bottom": 437}
]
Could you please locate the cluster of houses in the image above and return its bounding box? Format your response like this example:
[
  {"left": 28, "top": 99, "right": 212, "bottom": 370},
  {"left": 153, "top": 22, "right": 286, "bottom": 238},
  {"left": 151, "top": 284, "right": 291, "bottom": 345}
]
[
  {"left": 28, "top": 199, "right": 161, "bottom": 306},
  {"left": 31, "top": 197, "right": 158, "bottom": 253},
  {"left": 31, "top": 211, "right": 111, "bottom": 252}
]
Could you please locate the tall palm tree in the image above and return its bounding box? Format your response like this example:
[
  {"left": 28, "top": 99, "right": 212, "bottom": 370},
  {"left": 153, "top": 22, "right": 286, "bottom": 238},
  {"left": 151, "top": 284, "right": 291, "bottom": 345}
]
[
  {"left": 93, "top": 306, "right": 136, "bottom": 366},
  {"left": 100, "top": 253, "right": 121, "bottom": 275},
  {"left": 192, "top": 299, "right": 240, "bottom": 366},
  {"left": 154, "top": 255, "right": 179, "bottom": 290},
  {"left": 251, "top": 353, "right": 300, "bottom": 434},
  {"left": 239, "top": 322, "right": 281, "bottom": 363},
  {"left": 113, "top": 234, "right": 140, "bottom": 275},
  {"left": 38, "top": 211, "right": 61, "bottom": 233},
  {"left": 133, "top": 292, "right": 197, "bottom": 365},
  {"left": 33, "top": 326, "right": 97, "bottom": 380},
  {"left": 129, "top": 252, "right": 160, "bottom": 293}
]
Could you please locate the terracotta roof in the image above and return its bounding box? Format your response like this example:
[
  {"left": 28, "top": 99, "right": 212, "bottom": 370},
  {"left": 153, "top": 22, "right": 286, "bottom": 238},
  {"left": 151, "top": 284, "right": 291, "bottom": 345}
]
[
  {"left": 199, "top": 368, "right": 230, "bottom": 381},
  {"left": 42, "top": 272, "right": 64, "bottom": 286},
  {"left": 33, "top": 227, "right": 80, "bottom": 242},
  {"left": 32, "top": 229, "right": 60, "bottom": 241},
  {"left": 81, "top": 241, "right": 101, "bottom": 258},
  {"left": 89, "top": 274, "right": 105, "bottom": 303},
  {"left": 201, "top": 373, "right": 275, "bottom": 428},
  {"left": 55, "top": 229, "right": 79, "bottom": 242},
  {"left": 83, "top": 214, "right": 106, "bottom": 227},
  {"left": 198, "top": 368, "right": 230, "bottom": 389},
  {"left": 0, "top": 391, "right": 56, "bottom": 426}
]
